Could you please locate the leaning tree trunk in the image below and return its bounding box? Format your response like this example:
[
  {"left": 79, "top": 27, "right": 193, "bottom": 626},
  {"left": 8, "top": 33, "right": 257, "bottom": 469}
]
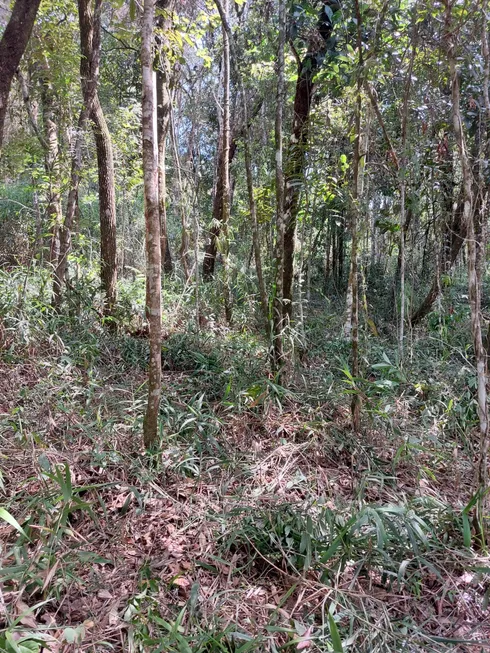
[
  {"left": 78, "top": 0, "right": 117, "bottom": 318},
  {"left": 0, "top": 0, "right": 42, "bottom": 149},
  {"left": 142, "top": 0, "right": 162, "bottom": 448},
  {"left": 282, "top": 2, "right": 338, "bottom": 324}
]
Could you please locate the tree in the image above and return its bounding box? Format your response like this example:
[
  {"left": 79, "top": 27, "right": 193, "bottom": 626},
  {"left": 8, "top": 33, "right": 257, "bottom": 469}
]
[
  {"left": 156, "top": 0, "right": 175, "bottom": 274},
  {"left": 0, "top": 0, "right": 42, "bottom": 149},
  {"left": 78, "top": 0, "right": 117, "bottom": 318},
  {"left": 272, "top": 0, "right": 286, "bottom": 373},
  {"left": 444, "top": 0, "right": 488, "bottom": 541},
  {"left": 218, "top": 0, "right": 232, "bottom": 324},
  {"left": 282, "top": 1, "right": 340, "bottom": 325},
  {"left": 141, "top": 0, "right": 163, "bottom": 447}
]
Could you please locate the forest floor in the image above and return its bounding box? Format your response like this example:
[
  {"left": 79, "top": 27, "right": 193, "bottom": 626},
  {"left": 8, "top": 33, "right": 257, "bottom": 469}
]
[{"left": 1, "top": 278, "right": 490, "bottom": 652}]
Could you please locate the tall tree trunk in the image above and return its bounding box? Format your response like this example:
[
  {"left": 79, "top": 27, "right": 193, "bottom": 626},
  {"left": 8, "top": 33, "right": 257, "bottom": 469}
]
[
  {"left": 156, "top": 0, "right": 175, "bottom": 274},
  {"left": 91, "top": 96, "right": 117, "bottom": 316},
  {"left": 40, "top": 77, "right": 62, "bottom": 269},
  {"left": 78, "top": 0, "right": 117, "bottom": 318},
  {"left": 53, "top": 108, "right": 88, "bottom": 308},
  {"left": 219, "top": 0, "right": 233, "bottom": 324},
  {"left": 212, "top": 0, "right": 268, "bottom": 328},
  {"left": 272, "top": 0, "right": 286, "bottom": 374},
  {"left": 202, "top": 98, "right": 263, "bottom": 281},
  {"left": 0, "top": 0, "right": 41, "bottom": 149},
  {"left": 282, "top": 2, "right": 338, "bottom": 324},
  {"left": 141, "top": 0, "right": 162, "bottom": 448},
  {"left": 169, "top": 106, "right": 191, "bottom": 280},
  {"left": 398, "top": 35, "right": 416, "bottom": 359},
  {"left": 445, "top": 0, "right": 488, "bottom": 537},
  {"left": 349, "top": 0, "right": 363, "bottom": 433}
]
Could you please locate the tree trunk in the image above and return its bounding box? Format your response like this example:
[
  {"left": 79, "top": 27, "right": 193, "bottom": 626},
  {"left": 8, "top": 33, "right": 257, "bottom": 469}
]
[
  {"left": 156, "top": 0, "right": 175, "bottom": 274},
  {"left": 53, "top": 108, "right": 88, "bottom": 308},
  {"left": 141, "top": 0, "right": 162, "bottom": 448},
  {"left": 272, "top": 0, "right": 286, "bottom": 374},
  {"left": 40, "top": 77, "right": 62, "bottom": 269},
  {"left": 398, "top": 35, "right": 416, "bottom": 359},
  {"left": 91, "top": 96, "right": 117, "bottom": 316},
  {"left": 212, "top": 0, "right": 268, "bottom": 328},
  {"left": 0, "top": 0, "right": 42, "bottom": 149},
  {"left": 202, "top": 97, "right": 263, "bottom": 281},
  {"left": 78, "top": 0, "right": 117, "bottom": 318},
  {"left": 282, "top": 2, "right": 338, "bottom": 324},
  {"left": 220, "top": 0, "right": 232, "bottom": 324},
  {"left": 445, "top": 0, "right": 488, "bottom": 537},
  {"left": 349, "top": 0, "right": 363, "bottom": 433},
  {"left": 169, "top": 106, "right": 191, "bottom": 280}
]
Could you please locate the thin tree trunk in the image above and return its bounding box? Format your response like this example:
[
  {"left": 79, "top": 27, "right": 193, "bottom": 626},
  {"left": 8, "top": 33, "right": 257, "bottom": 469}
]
[
  {"left": 212, "top": 0, "right": 268, "bottom": 329},
  {"left": 445, "top": 0, "right": 488, "bottom": 535},
  {"left": 282, "top": 3, "right": 339, "bottom": 324},
  {"left": 156, "top": 0, "right": 175, "bottom": 274},
  {"left": 141, "top": 0, "right": 162, "bottom": 447},
  {"left": 91, "top": 96, "right": 117, "bottom": 317},
  {"left": 40, "top": 77, "right": 62, "bottom": 270},
  {"left": 169, "top": 107, "right": 191, "bottom": 280},
  {"left": 349, "top": 0, "right": 363, "bottom": 433},
  {"left": 399, "top": 36, "right": 416, "bottom": 359},
  {"left": 272, "top": 0, "right": 286, "bottom": 374},
  {"left": 0, "top": 0, "right": 42, "bottom": 149},
  {"left": 53, "top": 108, "right": 88, "bottom": 308},
  {"left": 202, "top": 99, "right": 263, "bottom": 281},
  {"left": 78, "top": 0, "right": 117, "bottom": 318},
  {"left": 220, "top": 0, "right": 232, "bottom": 324}
]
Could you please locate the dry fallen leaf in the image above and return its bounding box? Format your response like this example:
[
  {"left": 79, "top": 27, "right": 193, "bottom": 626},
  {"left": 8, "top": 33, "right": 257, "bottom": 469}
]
[
  {"left": 15, "top": 599, "right": 37, "bottom": 629},
  {"left": 97, "top": 589, "right": 113, "bottom": 600},
  {"left": 297, "top": 626, "right": 313, "bottom": 650}
]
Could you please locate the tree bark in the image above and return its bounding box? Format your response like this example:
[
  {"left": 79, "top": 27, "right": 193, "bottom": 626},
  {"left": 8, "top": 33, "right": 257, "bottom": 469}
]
[
  {"left": 53, "top": 108, "right": 89, "bottom": 308},
  {"left": 212, "top": 0, "right": 268, "bottom": 328},
  {"left": 142, "top": 0, "right": 162, "bottom": 448},
  {"left": 91, "top": 96, "right": 117, "bottom": 316},
  {"left": 40, "top": 73, "right": 62, "bottom": 269},
  {"left": 445, "top": 0, "right": 488, "bottom": 535},
  {"left": 0, "top": 0, "right": 42, "bottom": 149},
  {"left": 349, "top": 0, "right": 363, "bottom": 433},
  {"left": 282, "top": 2, "right": 339, "bottom": 324},
  {"left": 202, "top": 98, "right": 263, "bottom": 281},
  {"left": 156, "top": 0, "right": 175, "bottom": 274},
  {"left": 78, "top": 0, "right": 117, "bottom": 318},
  {"left": 398, "top": 35, "right": 416, "bottom": 359},
  {"left": 272, "top": 0, "right": 286, "bottom": 374},
  {"left": 220, "top": 0, "right": 233, "bottom": 324}
]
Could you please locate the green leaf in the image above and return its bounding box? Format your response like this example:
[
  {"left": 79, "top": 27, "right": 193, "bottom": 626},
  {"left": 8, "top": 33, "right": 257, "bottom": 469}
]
[
  {"left": 328, "top": 612, "right": 343, "bottom": 653},
  {"left": 0, "top": 507, "right": 29, "bottom": 539},
  {"left": 462, "top": 512, "right": 471, "bottom": 548}
]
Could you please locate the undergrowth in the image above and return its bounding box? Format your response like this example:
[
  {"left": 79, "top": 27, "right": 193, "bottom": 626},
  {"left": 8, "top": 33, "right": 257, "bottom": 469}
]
[{"left": 0, "top": 268, "right": 489, "bottom": 652}]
